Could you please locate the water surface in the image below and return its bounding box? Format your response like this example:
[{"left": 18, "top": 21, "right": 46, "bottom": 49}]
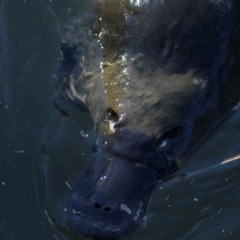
[{"left": 1, "top": 0, "right": 240, "bottom": 239}]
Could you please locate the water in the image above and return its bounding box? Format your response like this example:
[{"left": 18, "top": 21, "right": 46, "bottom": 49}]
[
  {"left": 1, "top": 0, "right": 240, "bottom": 239},
  {"left": 0, "top": 0, "right": 93, "bottom": 239}
]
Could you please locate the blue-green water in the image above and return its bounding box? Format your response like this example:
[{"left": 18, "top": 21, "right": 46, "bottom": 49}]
[{"left": 1, "top": 0, "right": 240, "bottom": 239}]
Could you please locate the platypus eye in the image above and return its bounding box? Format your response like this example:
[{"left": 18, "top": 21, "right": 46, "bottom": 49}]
[
  {"left": 156, "top": 126, "right": 183, "bottom": 148},
  {"left": 158, "top": 139, "right": 168, "bottom": 148},
  {"left": 106, "top": 107, "right": 119, "bottom": 121}
]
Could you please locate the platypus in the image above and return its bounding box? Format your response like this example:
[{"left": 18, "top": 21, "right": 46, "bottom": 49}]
[{"left": 52, "top": 0, "right": 240, "bottom": 239}]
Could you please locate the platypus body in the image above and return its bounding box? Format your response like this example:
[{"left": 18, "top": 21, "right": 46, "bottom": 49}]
[{"left": 52, "top": 0, "right": 240, "bottom": 239}]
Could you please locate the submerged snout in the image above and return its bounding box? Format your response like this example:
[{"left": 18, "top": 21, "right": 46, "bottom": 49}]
[
  {"left": 65, "top": 154, "right": 156, "bottom": 239},
  {"left": 65, "top": 128, "right": 178, "bottom": 239}
]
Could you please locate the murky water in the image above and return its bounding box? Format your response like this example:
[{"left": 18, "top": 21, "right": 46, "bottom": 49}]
[{"left": 1, "top": 0, "right": 240, "bottom": 239}]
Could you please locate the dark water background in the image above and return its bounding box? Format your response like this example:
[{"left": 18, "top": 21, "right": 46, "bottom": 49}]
[{"left": 1, "top": 0, "right": 240, "bottom": 239}]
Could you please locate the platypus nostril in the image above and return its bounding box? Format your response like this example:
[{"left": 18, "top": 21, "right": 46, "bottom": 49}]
[
  {"left": 94, "top": 203, "right": 101, "bottom": 209},
  {"left": 104, "top": 207, "right": 112, "bottom": 212}
]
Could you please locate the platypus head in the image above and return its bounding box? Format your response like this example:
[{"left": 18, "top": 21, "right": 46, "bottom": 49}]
[
  {"left": 65, "top": 127, "right": 178, "bottom": 239},
  {"left": 53, "top": 0, "right": 234, "bottom": 239}
]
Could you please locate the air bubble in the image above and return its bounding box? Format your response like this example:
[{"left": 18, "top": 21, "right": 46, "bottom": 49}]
[{"left": 80, "top": 130, "right": 88, "bottom": 138}]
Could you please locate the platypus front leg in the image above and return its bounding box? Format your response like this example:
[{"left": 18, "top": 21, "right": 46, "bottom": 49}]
[{"left": 52, "top": 42, "right": 89, "bottom": 116}]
